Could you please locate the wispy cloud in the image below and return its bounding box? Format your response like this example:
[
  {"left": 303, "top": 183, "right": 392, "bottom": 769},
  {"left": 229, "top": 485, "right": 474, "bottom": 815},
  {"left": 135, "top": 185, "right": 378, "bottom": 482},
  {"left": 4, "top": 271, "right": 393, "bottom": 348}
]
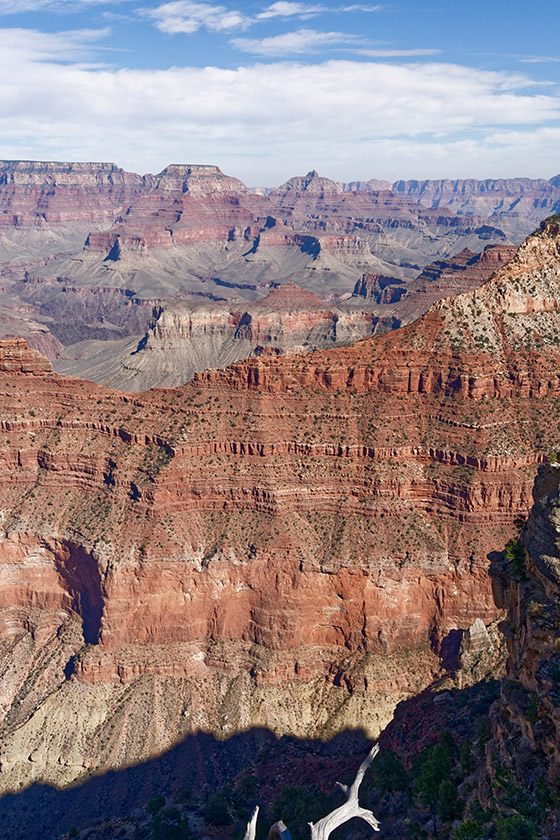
[
  {"left": 341, "top": 4, "right": 383, "bottom": 10},
  {"left": 0, "top": 30, "right": 559, "bottom": 183},
  {"left": 231, "top": 27, "right": 363, "bottom": 56},
  {"left": 257, "top": 2, "right": 326, "bottom": 20},
  {"left": 0, "top": 0, "right": 128, "bottom": 12},
  {"left": 519, "top": 56, "right": 560, "bottom": 64},
  {"left": 140, "top": 0, "right": 251, "bottom": 34},
  {"left": 141, "top": 0, "right": 382, "bottom": 34},
  {"left": 256, "top": 1, "right": 381, "bottom": 20},
  {"left": 0, "top": 26, "right": 110, "bottom": 61},
  {"left": 356, "top": 48, "right": 441, "bottom": 57}
]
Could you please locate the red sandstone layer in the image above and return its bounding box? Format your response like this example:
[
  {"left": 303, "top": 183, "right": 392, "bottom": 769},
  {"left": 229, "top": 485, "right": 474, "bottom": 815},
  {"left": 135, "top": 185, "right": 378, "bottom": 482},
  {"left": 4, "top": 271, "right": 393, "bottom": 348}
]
[{"left": 0, "top": 217, "right": 559, "bottom": 788}]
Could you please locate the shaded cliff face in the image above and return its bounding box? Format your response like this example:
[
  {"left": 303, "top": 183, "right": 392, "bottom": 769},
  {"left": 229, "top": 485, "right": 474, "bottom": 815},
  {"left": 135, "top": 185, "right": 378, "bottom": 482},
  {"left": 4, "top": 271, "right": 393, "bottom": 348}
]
[
  {"left": 490, "top": 462, "right": 560, "bottom": 787},
  {"left": 1, "top": 219, "right": 560, "bottom": 793}
]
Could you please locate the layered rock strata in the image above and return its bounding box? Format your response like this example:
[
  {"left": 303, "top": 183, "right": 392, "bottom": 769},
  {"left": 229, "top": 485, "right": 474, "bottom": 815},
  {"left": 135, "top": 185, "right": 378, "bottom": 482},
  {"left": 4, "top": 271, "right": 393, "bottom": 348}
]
[
  {"left": 0, "top": 218, "right": 560, "bottom": 793},
  {"left": 391, "top": 176, "right": 560, "bottom": 240},
  {"left": 0, "top": 160, "right": 549, "bottom": 391}
]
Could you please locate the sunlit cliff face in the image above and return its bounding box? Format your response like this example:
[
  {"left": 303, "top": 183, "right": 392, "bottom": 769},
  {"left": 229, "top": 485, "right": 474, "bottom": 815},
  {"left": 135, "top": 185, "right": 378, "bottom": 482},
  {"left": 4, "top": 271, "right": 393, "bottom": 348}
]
[{"left": 0, "top": 218, "right": 559, "bottom": 791}]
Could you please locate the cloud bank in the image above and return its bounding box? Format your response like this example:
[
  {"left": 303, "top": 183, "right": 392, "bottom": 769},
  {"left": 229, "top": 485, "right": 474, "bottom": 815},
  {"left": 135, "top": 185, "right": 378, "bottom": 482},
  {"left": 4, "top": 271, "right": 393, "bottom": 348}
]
[{"left": 0, "top": 28, "right": 559, "bottom": 184}]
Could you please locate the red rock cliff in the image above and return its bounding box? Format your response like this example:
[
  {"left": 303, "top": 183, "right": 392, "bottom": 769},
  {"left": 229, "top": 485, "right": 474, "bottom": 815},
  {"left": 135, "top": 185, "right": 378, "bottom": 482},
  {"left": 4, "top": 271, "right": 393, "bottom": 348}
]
[{"left": 0, "top": 218, "right": 560, "bottom": 791}]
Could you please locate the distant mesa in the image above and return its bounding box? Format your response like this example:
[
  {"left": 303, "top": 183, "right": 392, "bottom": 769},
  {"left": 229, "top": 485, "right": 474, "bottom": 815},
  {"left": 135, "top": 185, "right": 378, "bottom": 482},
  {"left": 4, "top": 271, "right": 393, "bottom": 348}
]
[{"left": 255, "top": 280, "right": 327, "bottom": 309}]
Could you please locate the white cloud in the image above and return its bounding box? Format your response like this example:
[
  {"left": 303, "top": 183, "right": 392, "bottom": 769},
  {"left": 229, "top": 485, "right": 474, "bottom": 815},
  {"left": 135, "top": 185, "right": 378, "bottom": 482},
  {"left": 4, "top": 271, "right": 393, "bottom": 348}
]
[
  {"left": 141, "top": 0, "right": 382, "bottom": 33},
  {"left": 0, "top": 29, "right": 559, "bottom": 184},
  {"left": 231, "top": 28, "right": 363, "bottom": 56},
  {"left": 0, "top": 26, "right": 110, "bottom": 61},
  {"left": 356, "top": 48, "right": 441, "bottom": 57},
  {"left": 519, "top": 56, "right": 560, "bottom": 64},
  {"left": 341, "top": 4, "right": 382, "bottom": 10},
  {"left": 257, "top": 2, "right": 327, "bottom": 20},
  {"left": 140, "top": 0, "right": 250, "bottom": 34},
  {"left": 0, "top": 0, "right": 128, "bottom": 12},
  {"left": 257, "top": 1, "right": 381, "bottom": 18}
]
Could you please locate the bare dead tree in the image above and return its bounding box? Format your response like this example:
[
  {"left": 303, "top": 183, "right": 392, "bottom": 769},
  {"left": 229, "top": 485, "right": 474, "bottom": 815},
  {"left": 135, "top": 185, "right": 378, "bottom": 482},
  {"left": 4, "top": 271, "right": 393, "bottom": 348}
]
[
  {"left": 243, "top": 805, "right": 259, "bottom": 840},
  {"left": 309, "top": 743, "right": 381, "bottom": 840},
  {"left": 269, "top": 819, "right": 292, "bottom": 840},
  {"left": 242, "top": 744, "right": 381, "bottom": 840}
]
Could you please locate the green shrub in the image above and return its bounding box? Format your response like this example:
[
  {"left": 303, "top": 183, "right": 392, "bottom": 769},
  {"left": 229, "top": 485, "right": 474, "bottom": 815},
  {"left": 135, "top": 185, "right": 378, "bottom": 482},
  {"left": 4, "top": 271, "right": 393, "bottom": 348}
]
[
  {"left": 272, "top": 785, "right": 334, "bottom": 840},
  {"left": 505, "top": 539, "right": 527, "bottom": 581},
  {"left": 437, "top": 779, "right": 464, "bottom": 822},
  {"left": 147, "top": 795, "right": 166, "bottom": 815},
  {"left": 203, "top": 791, "right": 231, "bottom": 827},
  {"left": 459, "top": 739, "right": 476, "bottom": 775},
  {"left": 372, "top": 748, "right": 409, "bottom": 794},
  {"left": 495, "top": 814, "right": 538, "bottom": 840},
  {"left": 453, "top": 819, "right": 483, "bottom": 840},
  {"left": 526, "top": 695, "right": 539, "bottom": 724},
  {"left": 150, "top": 806, "right": 191, "bottom": 840}
]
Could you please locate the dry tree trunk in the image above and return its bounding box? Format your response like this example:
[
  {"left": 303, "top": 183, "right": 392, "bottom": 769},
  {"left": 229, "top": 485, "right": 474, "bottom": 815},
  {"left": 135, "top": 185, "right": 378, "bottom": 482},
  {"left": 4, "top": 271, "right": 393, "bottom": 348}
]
[
  {"left": 242, "top": 744, "right": 381, "bottom": 840},
  {"left": 243, "top": 805, "right": 259, "bottom": 840},
  {"left": 309, "top": 743, "right": 381, "bottom": 840}
]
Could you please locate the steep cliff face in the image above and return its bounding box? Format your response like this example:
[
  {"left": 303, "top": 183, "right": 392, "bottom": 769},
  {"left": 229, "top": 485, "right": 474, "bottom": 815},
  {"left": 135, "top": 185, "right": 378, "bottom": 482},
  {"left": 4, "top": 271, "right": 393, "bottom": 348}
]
[
  {"left": 0, "top": 336, "right": 52, "bottom": 373},
  {"left": 489, "top": 462, "right": 560, "bottom": 789},
  {"left": 197, "top": 216, "right": 560, "bottom": 398},
  {"left": 60, "top": 282, "right": 384, "bottom": 390},
  {"left": 53, "top": 235, "right": 518, "bottom": 392},
  {"left": 351, "top": 244, "right": 518, "bottom": 319},
  {"left": 0, "top": 161, "right": 142, "bottom": 228},
  {"left": 1, "top": 220, "right": 560, "bottom": 794}
]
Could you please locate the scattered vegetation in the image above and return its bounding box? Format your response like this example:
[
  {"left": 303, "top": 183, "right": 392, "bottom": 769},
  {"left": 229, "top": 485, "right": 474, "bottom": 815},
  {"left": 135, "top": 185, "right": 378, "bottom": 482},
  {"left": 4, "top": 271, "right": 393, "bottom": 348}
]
[{"left": 504, "top": 538, "right": 527, "bottom": 582}]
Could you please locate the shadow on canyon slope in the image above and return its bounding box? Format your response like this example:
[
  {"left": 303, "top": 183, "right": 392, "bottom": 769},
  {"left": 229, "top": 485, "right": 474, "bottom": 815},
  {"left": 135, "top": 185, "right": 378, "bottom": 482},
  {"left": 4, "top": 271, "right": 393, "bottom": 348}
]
[
  {"left": 0, "top": 726, "right": 373, "bottom": 840},
  {"left": 0, "top": 679, "right": 504, "bottom": 840},
  {"left": 0, "top": 548, "right": 511, "bottom": 840}
]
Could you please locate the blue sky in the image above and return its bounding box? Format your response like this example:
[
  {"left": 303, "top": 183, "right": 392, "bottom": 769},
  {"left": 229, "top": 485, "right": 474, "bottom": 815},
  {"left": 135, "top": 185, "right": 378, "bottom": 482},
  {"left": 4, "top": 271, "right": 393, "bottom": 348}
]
[{"left": 0, "top": 0, "right": 559, "bottom": 184}]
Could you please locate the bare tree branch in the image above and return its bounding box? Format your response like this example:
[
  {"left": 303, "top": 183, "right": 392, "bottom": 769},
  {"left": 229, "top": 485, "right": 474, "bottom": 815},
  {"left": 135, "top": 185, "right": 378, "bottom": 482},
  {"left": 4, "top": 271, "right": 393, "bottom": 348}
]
[
  {"left": 308, "top": 743, "right": 381, "bottom": 840},
  {"left": 269, "top": 819, "right": 292, "bottom": 840},
  {"left": 243, "top": 805, "right": 259, "bottom": 840},
  {"left": 241, "top": 744, "right": 381, "bottom": 840}
]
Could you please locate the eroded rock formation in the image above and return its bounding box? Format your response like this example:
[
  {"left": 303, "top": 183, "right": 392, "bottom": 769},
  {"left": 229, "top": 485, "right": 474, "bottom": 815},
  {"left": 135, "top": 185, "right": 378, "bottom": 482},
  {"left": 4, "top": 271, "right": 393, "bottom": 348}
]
[
  {"left": 0, "top": 217, "right": 560, "bottom": 794},
  {"left": 0, "top": 160, "right": 535, "bottom": 390}
]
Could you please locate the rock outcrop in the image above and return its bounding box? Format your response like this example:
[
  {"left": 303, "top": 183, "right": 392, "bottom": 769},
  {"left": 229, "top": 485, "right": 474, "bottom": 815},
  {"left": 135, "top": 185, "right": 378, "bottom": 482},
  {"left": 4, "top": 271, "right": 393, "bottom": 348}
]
[
  {"left": 352, "top": 273, "right": 406, "bottom": 303},
  {"left": 489, "top": 462, "right": 560, "bottom": 790},
  {"left": 55, "top": 282, "right": 385, "bottom": 390},
  {"left": 0, "top": 160, "right": 142, "bottom": 228},
  {"left": 0, "top": 336, "right": 52, "bottom": 373}
]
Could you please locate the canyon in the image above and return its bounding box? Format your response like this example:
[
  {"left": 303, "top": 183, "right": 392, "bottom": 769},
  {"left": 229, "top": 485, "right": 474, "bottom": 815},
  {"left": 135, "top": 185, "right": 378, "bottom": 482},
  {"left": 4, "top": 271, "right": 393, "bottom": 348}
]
[
  {"left": 1, "top": 214, "right": 560, "bottom": 832},
  {"left": 1, "top": 161, "right": 558, "bottom": 390},
  {"left": 0, "top": 159, "right": 560, "bottom": 837}
]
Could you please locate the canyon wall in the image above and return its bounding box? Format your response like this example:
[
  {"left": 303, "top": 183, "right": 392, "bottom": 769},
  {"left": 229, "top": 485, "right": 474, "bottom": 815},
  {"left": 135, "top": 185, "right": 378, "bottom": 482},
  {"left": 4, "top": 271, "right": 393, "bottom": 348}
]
[
  {"left": 487, "top": 462, "right": 560, "bottom": 795},
  {"left": 0, "top": 217, "right": 559, "bottom": 794},
  {"left": 0, "top": 160, "right": 536, "bottom": 392}
]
